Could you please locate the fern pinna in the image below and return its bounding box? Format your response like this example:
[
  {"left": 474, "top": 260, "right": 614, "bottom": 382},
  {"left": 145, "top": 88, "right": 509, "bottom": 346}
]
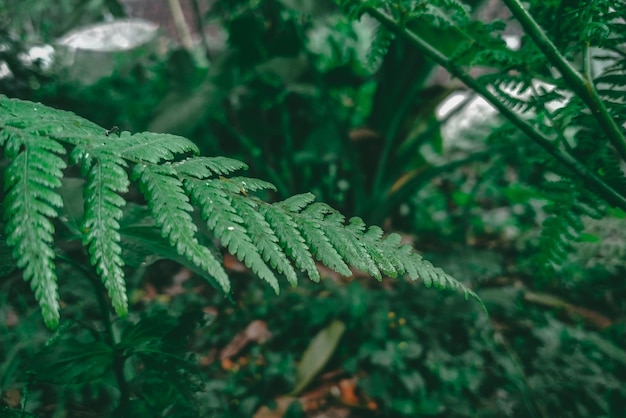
[{"left": 0, "top": 96, "right": 476, "bottom": 329}]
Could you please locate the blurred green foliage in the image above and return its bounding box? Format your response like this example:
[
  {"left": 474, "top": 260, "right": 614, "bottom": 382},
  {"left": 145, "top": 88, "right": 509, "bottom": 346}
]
[{"left": 1, "top": 0, "right": 626, "bottom": 417}]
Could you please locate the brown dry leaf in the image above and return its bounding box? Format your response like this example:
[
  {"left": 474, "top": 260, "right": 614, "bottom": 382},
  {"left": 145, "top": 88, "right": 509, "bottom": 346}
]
[
  {"left": 5, "top": 309, "right": 19, "bottom": 327},
  {"left": 143, "top": 283, "right": 159, "bottom": 301},
  {"left": 331, "top": 377, "right": 378, "bottom": 411},
  {"left": 3, "top": 388, "right": 21, "bottom": 408},
  {"left": 203, "top": 306, "right": 218, "bottom": 316},
  {"left": 337, "top": 379, "right": 360, "bottom": 406},
  {"left": 299, "top": 382, "right": 334, "bottom": 411},
  {"left": 220, "top": 320, "right": 272, "bottom": 360},
  {"left": 163, "top": 267, "right": 193, "bottom": 296},
  {"left": 220, "top": 358, "right": 236, "bottom": 371},
  {"left": 307, "top": 407, "right": 351, "bottom": 418},
  {"left": 224, "top": 253, "right": 249, "bottom": 272},
  {"left": 199, "top": 348, "right": 217, "bottom": 367},
  {"left": 253, "top": 396, "right": 300, "bottom": 418}
]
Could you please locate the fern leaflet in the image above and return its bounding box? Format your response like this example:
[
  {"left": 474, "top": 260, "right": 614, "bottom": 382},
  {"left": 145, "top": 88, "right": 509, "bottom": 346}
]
[
  {"left": 72, "top": 145, "right": 129, "bottom": 316},
  {"left": 184, "top": 177, "right": 279, "bottom": 292},
  {"left": 1, "top": 120, "right": 66, "bottom": 328}
]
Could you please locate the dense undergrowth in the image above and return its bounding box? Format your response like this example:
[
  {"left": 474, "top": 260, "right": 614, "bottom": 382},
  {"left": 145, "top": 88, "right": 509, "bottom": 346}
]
[{"left": 1, "top": 0, "right": 626, "bottom": 417}]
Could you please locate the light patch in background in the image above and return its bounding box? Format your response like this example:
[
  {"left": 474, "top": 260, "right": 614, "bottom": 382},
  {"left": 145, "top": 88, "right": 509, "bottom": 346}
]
[
  {"left": 57, "top": 19, "right": 158, "bottom": 51},
  {"left": 436, "top": 92, "right": 496, "bottom": 152},
  {"left": 503, "top": 35, "right": 521, "bottom": 50}
]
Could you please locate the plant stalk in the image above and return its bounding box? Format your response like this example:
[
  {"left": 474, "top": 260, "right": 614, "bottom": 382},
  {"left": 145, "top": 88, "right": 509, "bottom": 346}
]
[
  {"left": 167, "top": 0, "right": 194, "bottom": 51},
  {"left": 90, "top": 269, "right": 131, "bottom": 411},
  {"left": 190, "top": 0, "right": 212, "bottom": 60},
  {"left": 500, "top": 0, "right": 626, "bottom": 162},
  {"left": 363, "top": 5, "right": 626, "bottom": 212}
]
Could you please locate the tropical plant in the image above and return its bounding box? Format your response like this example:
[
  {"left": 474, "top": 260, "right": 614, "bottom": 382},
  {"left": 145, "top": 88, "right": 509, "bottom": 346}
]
[
  {"left": 0, "top": 95, "right": 475, "bottom": 330},
  {"left": 334, "top": 0, "right": 626, "bottom": 276}
]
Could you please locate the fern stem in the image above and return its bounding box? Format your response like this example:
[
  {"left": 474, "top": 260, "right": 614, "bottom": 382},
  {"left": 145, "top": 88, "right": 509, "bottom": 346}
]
[
  {"left": 500, "top": 0, "right": 626, "bottom": 163},
  {"left": 362, "top": 5, "right": 626, "bottom": 212},
  {"left": 89, "top": 268, "right": 131, "bottom": 411}
]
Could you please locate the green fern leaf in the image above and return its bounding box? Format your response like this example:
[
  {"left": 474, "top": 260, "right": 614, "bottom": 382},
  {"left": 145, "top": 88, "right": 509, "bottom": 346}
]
[
  {"left": 117, "top": 132, "right": 199, "bottom": 164},
  {"left": 0, "top": 97, "right": 103, "bottom": 144},
  {"left": 536, "top": 178, "right": 607, "bottom": 277},
  {"left": 231, "top": 195, "right": 299, "bottom": 286},
  {"left": 361, "top": 225, "right": 399, "bottom": 278},
  {"left": 228, "top": 177, "right": 277, "bottom": 193},
  {"left": 173, "top": 156, "right": 248, "bottom": 178},
  {"left": 292, "top": 204, "right": 353, "bottom": 277},
  {"left": 318, "top": 211, "right": 381, "bottom": 279},
  {"left": 367, "top": 24, "right": 395, "bottom": 69},
  {"left": 280, "top": 193, "right": 317, "bottom": 212},
  {"left": 1, "top": 126, "right": 65, "bottom": 329},
  {"left": 133, "top": 164, "right": 230, "bottom": 292},
  {"left": 276, "top": 196, "right": 477, "bottom": 299},
  {"left": 379, "top": 233, "right": 419, "bottom": 279},
  {"left": 184, "top": 178, "right": 278, "bottom": 291},
  {"left": 260, "top": 201, "right": 320, "bottom": 282},
  {"left": 71, "top": 145, "right": 129, "bottom": 316},
  {"left": 2, "top": 95, "right": 480, "bottom": 328}
]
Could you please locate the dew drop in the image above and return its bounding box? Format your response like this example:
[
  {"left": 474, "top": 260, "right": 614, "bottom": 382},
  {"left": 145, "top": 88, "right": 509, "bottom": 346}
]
[{"left": 227, "top": 226, "right": 235, "bottom": 231}]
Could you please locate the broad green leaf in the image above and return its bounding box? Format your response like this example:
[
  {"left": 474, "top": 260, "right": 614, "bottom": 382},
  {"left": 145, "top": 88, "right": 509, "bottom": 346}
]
[
  {"left": 289, "top": 319, "right": 346, "bottom": 396},
  {"left": 30, "top": 340, "right": 113, "bottom": 384}
]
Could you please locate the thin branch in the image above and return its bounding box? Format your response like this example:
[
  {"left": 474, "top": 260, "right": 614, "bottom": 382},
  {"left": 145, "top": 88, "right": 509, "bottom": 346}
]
[
  {"left": 362, "top": 5, "right": 626, "bottom": 212},
  {"left": 190, "top": 0, "right": 212, "bottom": 61},
  {"left": 500, "top": 0, "right": 626, "bottom": 162},
  {"left": 167, "top": 0, "right": 194, "bottom": 51}
]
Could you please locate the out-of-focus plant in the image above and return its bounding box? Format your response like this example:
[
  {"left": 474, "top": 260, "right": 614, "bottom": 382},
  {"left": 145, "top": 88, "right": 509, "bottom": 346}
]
[{"left": 182, "top": 0, "right": 489, "bottom": 224}]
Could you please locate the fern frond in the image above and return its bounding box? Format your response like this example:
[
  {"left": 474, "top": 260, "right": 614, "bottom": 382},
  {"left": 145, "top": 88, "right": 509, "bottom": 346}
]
[
  {"left": 1, "top": 96, "right": 479, "bottom": 328},
  {"left": 367, "top": 24, "right": 394, "bottom": 70},
  {"left": 536, "top": 179, "right": 607, "bottom": 277},
  {"left": 231, "top": 195, "right": 299, "bottom": 286},
  {"left": 290, "top": 203, "right": 353, "bottom": 277},
  {"left": 228, "top": 176, "right": 277, "bottom": 193},
  {"left": 0, "top": 97, "right": 103, "bottom": 142},
  {"left": 184, "top": 178, "right": 278, "bottom": 291},
  {"left": 309, "top": 207, "right": 381, "bottom": 279},
  {"left": 1, "top": 123, "right": 66, "bottom": 329},
  {"left": 334, "top": 0, "right": 376, "bottom": 20},
  {"left": 71, "top": 145, "right": 129, "bottom": 316},
  {"left": 133, "top": 164, "right": 230, "bottom": 291},
  {"left": 259, "top": 197, "right": 320, "bottom": 282},
  {"left": 359, "top": 225, "right": 397, "bottom": 276},
  {"left": 270, "top": 197, "right": 478, "bottom": 299}
]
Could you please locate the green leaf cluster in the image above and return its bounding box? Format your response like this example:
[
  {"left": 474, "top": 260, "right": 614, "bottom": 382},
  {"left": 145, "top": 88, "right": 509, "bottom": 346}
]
[
  {"left": 0, "top": 96, "right": 476, "bottom": 329},
  {"left": 337, "top": 0, "right": 626, "bottom": 276}
]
